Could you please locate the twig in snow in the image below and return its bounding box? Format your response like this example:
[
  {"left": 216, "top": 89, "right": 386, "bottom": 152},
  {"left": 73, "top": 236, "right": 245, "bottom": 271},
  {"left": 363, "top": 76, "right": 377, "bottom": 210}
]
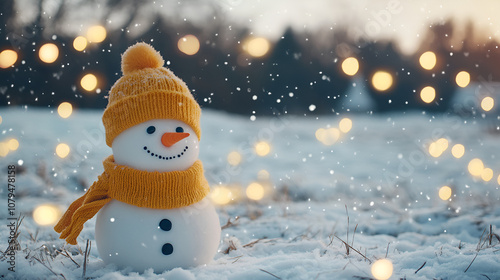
[
  {"left": 223, "top": 240, "right": 237, "bottom": 254},
  {"left": 345, "top": 205, "right": 350, "bottom": 256},
  {"left": 259, "top": 268, "right": 281, "bottom": 279},
  {"left": 415, "top": 261, "right": 426, "bottom": 274},
  {"left": 352, "top": 224, "right": 358, "bottom": 247},
  {"left": 82, "top": 240, "right": 91, "bottom": 279},
  {"left": 58, "top": 248, "right": 80, "bottom": 268},
  {"left": 464, "top": 253, "right": 478, "bottom": 273},
  {"left": 481, "top": 274, "right": 492, "bottom": 280},
  {"left": 33, "top": 256, "right": 66, "bottom": 280},
  {"left": 385, "top": 243, "right": 390, "bottom": 258},
  {"left": 228, "top": 255, "right": 242, "bottom": 263},
  {"left": 243, "top": 238, "right": 266, "bottom": 248},
  {"left": 221, "top": 216, "right": 240, "bottom": 230},
  {"left": 334, "top": 235, "right": 372, "bottom": 264},
  {"left": 489, "top": 225, "right": 492, "bottom": 246}
]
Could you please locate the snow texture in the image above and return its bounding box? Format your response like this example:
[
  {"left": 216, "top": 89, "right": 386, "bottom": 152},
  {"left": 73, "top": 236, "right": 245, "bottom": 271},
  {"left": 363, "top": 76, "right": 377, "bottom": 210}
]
[{"left": 0, "top": 107, "right": 499, "bottom": 280}]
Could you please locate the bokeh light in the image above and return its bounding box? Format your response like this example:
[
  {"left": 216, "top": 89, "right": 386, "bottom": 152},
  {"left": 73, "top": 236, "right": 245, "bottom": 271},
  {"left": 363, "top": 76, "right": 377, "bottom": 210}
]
[
  {"left": 371, "top": 259, "right": 393, "bottom": 280},
  {"left": 227, "top": 151, "right": 242, "bottom": 166},
  {"left": 341, "top": 57, "right": 359, "bottom": 76},
  {"left": 80, "top": 73, "right": 98, "bottom": 91},
  {"left": 468, "top": 158, "right": 484, "bottom": 177},
  {"left": 255, "top": 141, "right": 271, "bottom": 156},
  {"left": 0, "top": 49, "right": 18, "bottom": 68},
  {"left": 56, "top": 143, "right": 70, "bottom": 158},
  {"left": 371, "top": 71, "right": 394, "bottom": 92},
  {"left": 39, "top": 43, "right": 59, "bottom": 64},
  {"left": 0, "top": 115, "right": 2, "bottom": 125},
  {"left": 451, "top": 144, "right": 465, "bottom": 159},
  {"left": 33, "top": 204, "right": 62, "bottom": 226},
  {"left": 86, "top": 25, "right": 107, "bottom": 43},
  {"left": 481, "top": 168, "right": 493, "bottom": 182},
  {"left": 428, "top": 138, "right": 448, "bottom": 158},
  {"left": 246, "top": 182, "right": 265, "bottom": 201},
  {"left": 210, "top": 186, "right": 233, "bottom": 205},
  {"left": 420, "top": 86, "right": 436, "bottom": 103},
  {"left": 0, "top": 142, "right": 8, "bottom": 157},
  {"left": 245, "top": 37, "right": 270, "bottom": 57},
  {"left": 419, "top": 51, "right": 437, "bottom": 70},
  {"left": 498, "top": 174, "right": 500, "bottom": 185},
  {"left": 339, "top": 118, "right": 353, "bottom": 133},
  {"left": 439, "top": 186, "right": 452, "bottom": 200},
  {"left": 316, "top": 127, "right": 340, "bottom": 146},
  {"left": 480, "top": 96, "right": 494, "bottom": 112},
  {"left": 7, "top": 139, "right": 19, "bottom": 151},
  {"left": 57, "top": 102, "right": 73, "bottom": 118},
  {"left": 178, "top": 35, "right": 200, "bottom": 55},
  {"left": 455, "top": 71, "right": 470, "bottom": 88},
  {"left": 73, "top": 36, "right": 88, "bottom": 51}
]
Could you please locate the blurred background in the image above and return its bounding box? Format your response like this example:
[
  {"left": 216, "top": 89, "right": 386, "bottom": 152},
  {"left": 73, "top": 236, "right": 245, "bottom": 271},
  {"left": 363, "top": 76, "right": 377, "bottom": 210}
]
[{"left": 0, "top": 0, "right": 499, "bottom": 117}]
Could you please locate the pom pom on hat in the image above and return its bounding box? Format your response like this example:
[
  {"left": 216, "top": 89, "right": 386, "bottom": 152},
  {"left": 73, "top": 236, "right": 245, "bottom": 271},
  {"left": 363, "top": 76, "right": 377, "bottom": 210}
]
[{"left": 121, "top": 42, "right": 164, "bottom": 75}]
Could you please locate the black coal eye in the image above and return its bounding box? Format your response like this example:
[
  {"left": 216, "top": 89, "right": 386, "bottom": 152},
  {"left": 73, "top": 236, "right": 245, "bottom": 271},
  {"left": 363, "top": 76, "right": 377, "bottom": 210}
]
[
  {"left": 146, "top": 126, "right": 156, "bottom": 134},
  {"left": 175, "top": 127, "right": 184, "bottom": 133}
]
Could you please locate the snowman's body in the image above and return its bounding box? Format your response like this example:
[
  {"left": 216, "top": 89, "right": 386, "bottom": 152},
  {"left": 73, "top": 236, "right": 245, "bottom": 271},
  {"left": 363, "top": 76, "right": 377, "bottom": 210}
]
[
  {"left": 95, "top": 119, "right": 221, "bottom": 272},
  {"left": 95, "top": 198, "right": 220, "bottom": 272}
]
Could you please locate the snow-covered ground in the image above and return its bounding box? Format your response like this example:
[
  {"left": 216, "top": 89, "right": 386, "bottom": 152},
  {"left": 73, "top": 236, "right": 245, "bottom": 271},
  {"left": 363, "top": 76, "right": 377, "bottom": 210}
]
[{"left": 0, "top": 107, "right": 499, "bottom": 279}]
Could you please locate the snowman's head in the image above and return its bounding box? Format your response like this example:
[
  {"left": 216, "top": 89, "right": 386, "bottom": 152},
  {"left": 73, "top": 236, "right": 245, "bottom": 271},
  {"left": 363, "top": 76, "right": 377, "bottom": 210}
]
[{"left": 112, "top": 119, "right": 200, "bottom": 172}]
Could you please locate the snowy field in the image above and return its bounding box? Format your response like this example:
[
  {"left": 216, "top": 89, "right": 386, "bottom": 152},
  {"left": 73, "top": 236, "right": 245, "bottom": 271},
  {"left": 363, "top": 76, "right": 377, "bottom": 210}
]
[{"left": 0, "top": 106, "right": 499, "bottom": 279}]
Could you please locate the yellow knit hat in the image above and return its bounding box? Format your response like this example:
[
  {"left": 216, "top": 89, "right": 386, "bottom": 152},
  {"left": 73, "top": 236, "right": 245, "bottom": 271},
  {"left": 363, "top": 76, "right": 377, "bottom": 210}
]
[{"left": 102, "top": 42, "right": 201, "bottom": 147}]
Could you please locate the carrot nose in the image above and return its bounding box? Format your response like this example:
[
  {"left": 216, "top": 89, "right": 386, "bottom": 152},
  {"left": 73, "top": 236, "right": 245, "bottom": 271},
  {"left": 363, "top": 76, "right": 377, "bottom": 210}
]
[{"left": 161, "top": 132, "right": 190, "bottom": 147}]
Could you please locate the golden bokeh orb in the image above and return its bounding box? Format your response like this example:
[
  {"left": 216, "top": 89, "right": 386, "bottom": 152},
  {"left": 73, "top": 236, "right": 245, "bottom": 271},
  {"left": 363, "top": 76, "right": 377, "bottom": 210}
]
[
  {"left": 455, "top": 71, "right": 470, "bottom": 88},
  {"left": 39, "top": 43, "right": 59, "bottom": 64},
  {"left": 0, "top": 49, "right": 18, "bottom": 68},
  {"left": 56, "top": 143, "right": 71, "bottom": 158},
  {"left": 245, "top": 37, "right": 270, "bottom": 57},
  {"left": 86, "top": 25, "right": 107, "bottom": 43},
  {"left": 371, "top": 71, "right": 394, "bottom": 92},
  {"left": 371, "top": 259, "right": 393, "bottom": 280},
  {"left": 246, "top": 182, "right": 265, "bottom": 201},
  {"left": 178, "top": 35, "right": 200, "bottom": 55},
  {"left": 439, "top": 186, "right": 452, "bottom": 201},
  {"left": 419, "top": 51, "right": 437, "bottom": 70},
  {"left": 420, "top": 86, "right": 436, "bottom": 104},
  {"left": 33, "top": 204, "right": 62, "bottom": 226},
  {"left": 341, "top": 57, "right": 359, "bottom": 76},
  {"left": 81, "top": 73, "right": 98, "bottom": 91},
  {"left": 73, "top": 36, "right": 88, "bottom": 51}
]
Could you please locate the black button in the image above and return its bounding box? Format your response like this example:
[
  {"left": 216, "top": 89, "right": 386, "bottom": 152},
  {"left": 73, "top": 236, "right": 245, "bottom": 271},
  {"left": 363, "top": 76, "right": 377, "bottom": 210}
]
[
  {"left": 162, "top": 243, "right": 173, "bottom": 255},
  {"left": 159, "top": 219, "right": 172, "bottom": 231}
]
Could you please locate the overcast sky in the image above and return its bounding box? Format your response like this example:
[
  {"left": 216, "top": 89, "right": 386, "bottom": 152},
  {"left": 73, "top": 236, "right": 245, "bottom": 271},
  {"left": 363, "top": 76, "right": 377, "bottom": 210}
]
[
  {"left": 18, "top": 0, "right": 500, "bottom": 55},
  {"left": 219, "top": 0, "right": 500, "bottom": 54}
]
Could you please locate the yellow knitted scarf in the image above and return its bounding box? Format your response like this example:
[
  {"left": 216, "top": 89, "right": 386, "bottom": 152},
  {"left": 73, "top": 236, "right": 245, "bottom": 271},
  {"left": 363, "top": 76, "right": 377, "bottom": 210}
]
[{"left": 54, "top": 155, "right": 209, "bottom": 245}]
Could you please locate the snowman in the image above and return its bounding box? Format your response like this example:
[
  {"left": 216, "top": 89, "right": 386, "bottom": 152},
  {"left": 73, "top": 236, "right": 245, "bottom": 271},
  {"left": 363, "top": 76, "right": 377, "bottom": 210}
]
[{"left": 54, "top": 42, "right": 221, "bottom": 272}]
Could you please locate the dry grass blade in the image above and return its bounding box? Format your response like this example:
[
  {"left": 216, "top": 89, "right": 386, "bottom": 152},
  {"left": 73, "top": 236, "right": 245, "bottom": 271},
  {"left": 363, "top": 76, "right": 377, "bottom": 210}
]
[
  {"left": 223, "top": 240, "right": 237, "bottom": 254},
  {"left": 243, "top": 238, "right": 265, "bottom": 248},
  {"left": 58, "top": 248, "right": 81, "bottom": 268},
  {"left": 82, "top": 239, "right": 91, "bottom": 279},
  {"left": 334, "top": 235, "right": 372, "bottom": 264},
  {"left": 33, "top": 256, "right": 67, "bottom": 280},
  {"left": 415, "top": 261, "right": 426, "bottom": 274},
  {"left": 259, "top": 268, "right": 281, "bottom": 279},
  {"left": 221, "top": 216, "right": 240, "bottom": 230},
  {"left": 345, "top": 205, "right": 350, "bottom": 256},
  {"left": 464, "top": 252, "right": 478, "bottom": 273},
  {"left": 480, "top": 274, "right": 492, "bottom": 280}
]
